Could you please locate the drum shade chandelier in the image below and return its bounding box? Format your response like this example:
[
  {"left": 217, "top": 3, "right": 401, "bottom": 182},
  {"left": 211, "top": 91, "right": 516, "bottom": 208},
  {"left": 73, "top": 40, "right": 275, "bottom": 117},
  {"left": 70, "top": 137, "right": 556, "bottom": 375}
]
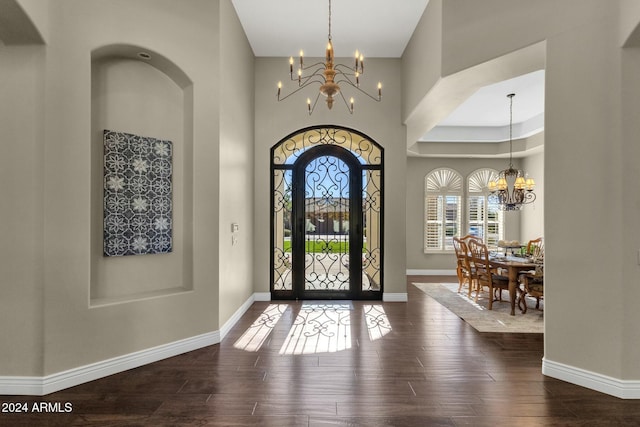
[
  {"left": 488, "top": 93, "right": 536, "bottom": 211},
  {"left": 276, "top": 0, "right": 382, "bottom": 115}
]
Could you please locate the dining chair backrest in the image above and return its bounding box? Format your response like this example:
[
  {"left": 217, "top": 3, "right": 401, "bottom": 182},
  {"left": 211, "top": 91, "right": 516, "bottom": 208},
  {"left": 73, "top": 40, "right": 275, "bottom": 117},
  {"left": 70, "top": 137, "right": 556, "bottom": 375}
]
[
  {"left": 454, "top": 235, "right": 480, "bottom": 257},
  {"left": 460, "top": 234, "right": 477, "bottom": 243},
  {"left": 460, "top": 234, "right": 481, "bottom": 253},
  {"left": 526, "top": 238, "right": 544, "bottom": 263},
  {"left": 454, "top": 236, "right": 474, "bottom": 268},
  {"left": 453, "top": 236, "right": 465, "bottom": 260},
  {"left": 467, "top": 238, "right": 490, "bottom": 278},
  {"left": 526, "top": 237, "right": 543, "bottom": 256},
  {"left": 463, "top": 235, "right": 483, "bottom": 262}
]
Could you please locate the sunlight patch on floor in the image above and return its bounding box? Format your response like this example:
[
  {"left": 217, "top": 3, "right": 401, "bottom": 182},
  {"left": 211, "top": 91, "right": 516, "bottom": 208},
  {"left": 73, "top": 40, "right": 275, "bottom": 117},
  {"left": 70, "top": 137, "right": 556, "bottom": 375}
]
[
  {"left": 364, "top": 305, "right": 392, "bottom": 341},
  {"left": 233, "top": 304, "right": 289, "bottom": 352},
  {"left": 234, "top": 302, "right": 392, "bottom": 354},
  {"left": 279, "top": 303, "right": 352, "bottom": 355}
]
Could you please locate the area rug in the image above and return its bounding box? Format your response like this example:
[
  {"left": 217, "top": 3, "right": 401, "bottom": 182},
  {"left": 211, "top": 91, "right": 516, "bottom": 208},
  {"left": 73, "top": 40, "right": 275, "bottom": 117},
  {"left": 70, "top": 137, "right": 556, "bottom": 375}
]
[{"left": 412, "top": 282, "right": 543, "bottom": 333}]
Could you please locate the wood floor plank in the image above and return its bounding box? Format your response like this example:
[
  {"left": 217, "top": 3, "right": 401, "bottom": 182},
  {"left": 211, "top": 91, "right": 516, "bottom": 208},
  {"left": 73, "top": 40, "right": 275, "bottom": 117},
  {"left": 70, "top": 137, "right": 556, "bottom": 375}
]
[
  {"left": 3, "top": 275, "right": 639, "bottom": 426},
  {"left": 309, "top": 415, "right": 456, "bottom": 427}
]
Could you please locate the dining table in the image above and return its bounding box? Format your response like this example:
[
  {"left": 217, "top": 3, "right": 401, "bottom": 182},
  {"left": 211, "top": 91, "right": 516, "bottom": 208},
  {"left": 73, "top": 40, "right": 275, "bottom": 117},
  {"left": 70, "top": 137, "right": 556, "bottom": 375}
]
[{"left": 489, "top": 255, "right": 538, "bottom": 315}]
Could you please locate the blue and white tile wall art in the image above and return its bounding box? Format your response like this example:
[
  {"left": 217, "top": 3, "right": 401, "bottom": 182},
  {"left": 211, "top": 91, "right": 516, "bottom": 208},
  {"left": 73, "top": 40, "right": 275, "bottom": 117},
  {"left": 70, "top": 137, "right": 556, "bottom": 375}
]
[{"left": 103, "top": 130, "right": 173, "bottom": 256}]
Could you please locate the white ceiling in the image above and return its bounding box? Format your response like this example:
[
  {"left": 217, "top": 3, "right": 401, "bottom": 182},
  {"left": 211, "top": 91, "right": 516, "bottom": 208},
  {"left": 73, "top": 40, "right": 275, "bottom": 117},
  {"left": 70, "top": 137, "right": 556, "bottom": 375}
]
[
  {"left": 231, "top": 0, "right": 545, "bottom": 143},
  {"left": 230, "top": 0, "right": 430, "bottom": 58},
  {"left": 421, "top": 70, "right": 545, "bottom": 142}
]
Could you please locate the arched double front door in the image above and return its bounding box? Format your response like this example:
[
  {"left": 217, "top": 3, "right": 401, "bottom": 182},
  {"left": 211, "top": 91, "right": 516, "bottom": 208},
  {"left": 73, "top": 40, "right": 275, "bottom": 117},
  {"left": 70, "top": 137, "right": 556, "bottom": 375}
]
[{"left": 271, "top": 126, "right": 383, "bottom": 300}]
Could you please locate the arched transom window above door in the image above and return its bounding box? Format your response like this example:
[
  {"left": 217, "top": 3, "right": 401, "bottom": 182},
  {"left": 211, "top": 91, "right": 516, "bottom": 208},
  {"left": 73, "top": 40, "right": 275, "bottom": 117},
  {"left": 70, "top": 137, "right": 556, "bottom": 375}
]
[{"left": 272, "top": 127, "right": 382, "bottom": 166}]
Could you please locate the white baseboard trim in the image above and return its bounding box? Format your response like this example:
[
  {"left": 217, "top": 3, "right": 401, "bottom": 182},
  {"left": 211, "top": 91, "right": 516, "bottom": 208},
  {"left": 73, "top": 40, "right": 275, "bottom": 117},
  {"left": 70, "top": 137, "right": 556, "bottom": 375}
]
[
  {"left": 543, "top": 357, "right": 640, "bottom": 399},
  {"left": 0, "top": 331, "right": 220, "bottom": 396},
  {"left": 0, "top": 292, "right": 265, "bottom": 396},
  {"left": 253, "top": 292, "right": 271, "bottom": 302},
  {"left": 407, "top": 269, "right": 456, "bottom": 276},
  {"left": 219, "top": 292, "right": 260, "bottom": 340},
  {"left": 383, "top": 292, "right": 408, "bottom": 302},
  {"left": 0, "top": 376, "right": 43, "bottom": 396}
]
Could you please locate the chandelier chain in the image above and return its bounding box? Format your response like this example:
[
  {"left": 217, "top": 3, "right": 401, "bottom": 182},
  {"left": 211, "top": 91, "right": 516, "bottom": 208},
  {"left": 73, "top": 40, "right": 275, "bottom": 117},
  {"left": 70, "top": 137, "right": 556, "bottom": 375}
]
[
  {"left": 508, "top": 93, "right": 514, "bottom": 168},
  {"left": 328, "top": 0, "right": 332, "bottom": 41}
]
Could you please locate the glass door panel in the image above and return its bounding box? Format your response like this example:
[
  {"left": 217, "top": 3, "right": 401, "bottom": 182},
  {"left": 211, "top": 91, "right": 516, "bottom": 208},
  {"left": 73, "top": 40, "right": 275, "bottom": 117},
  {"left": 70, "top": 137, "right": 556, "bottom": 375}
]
[{"left": 303, "top": 156, "right": 351, "bottom": 294}]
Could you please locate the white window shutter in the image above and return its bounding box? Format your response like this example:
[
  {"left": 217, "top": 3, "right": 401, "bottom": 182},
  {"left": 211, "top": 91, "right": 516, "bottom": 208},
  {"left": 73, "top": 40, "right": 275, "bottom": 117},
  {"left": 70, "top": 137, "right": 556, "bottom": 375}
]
[{"left": 425, "top": 169, "right": 462, "bottom": 252}]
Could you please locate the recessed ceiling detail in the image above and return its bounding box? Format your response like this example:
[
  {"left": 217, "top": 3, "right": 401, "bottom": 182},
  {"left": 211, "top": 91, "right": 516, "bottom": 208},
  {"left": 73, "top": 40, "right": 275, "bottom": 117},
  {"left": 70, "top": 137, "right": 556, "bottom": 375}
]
[{"left": 421, "top": 70, "right": 545, "bottom": 143}]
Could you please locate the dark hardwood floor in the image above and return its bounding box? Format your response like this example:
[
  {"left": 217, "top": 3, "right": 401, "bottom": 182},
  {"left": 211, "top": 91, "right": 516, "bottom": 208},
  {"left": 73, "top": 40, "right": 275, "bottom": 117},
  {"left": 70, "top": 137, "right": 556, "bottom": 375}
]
[{"left": 3, "top": 275, "right": 640, "bottom": 426}]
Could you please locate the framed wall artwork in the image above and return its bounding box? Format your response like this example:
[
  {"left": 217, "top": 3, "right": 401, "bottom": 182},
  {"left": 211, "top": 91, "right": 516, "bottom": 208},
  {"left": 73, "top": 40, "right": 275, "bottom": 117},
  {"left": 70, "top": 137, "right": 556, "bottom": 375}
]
[{"left": 103, "top": 129, "right": 173, "bottom": 256}]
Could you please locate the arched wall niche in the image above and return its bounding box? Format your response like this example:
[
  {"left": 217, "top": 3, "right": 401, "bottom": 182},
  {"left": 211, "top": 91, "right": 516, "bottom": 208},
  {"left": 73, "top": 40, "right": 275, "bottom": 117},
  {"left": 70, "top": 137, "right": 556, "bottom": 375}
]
[
  {"left": 90, "top": 43, "right": 195, "bottom": 305},
  {"left": 91, "top": 44, "right": 192, "bottom": 88}
]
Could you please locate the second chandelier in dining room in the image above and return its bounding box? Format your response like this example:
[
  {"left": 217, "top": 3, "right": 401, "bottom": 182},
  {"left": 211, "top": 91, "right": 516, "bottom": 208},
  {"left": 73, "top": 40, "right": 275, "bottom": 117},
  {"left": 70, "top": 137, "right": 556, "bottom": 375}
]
[
  {"left": 488, "top": 93, "right": 536, "bottom": 211},
  {"left": 276, "top": 0, "right": 382, "bottom": 115}
]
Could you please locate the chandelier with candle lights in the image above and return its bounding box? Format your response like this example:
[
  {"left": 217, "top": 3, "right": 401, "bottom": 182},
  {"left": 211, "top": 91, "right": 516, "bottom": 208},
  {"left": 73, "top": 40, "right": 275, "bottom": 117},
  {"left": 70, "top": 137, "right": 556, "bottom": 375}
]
[
  {"left": 488, "top": 93, "right": 536, "bottom": 211},
  {"left": 276, "top": 0, "right": 382, "bottom": 114}
]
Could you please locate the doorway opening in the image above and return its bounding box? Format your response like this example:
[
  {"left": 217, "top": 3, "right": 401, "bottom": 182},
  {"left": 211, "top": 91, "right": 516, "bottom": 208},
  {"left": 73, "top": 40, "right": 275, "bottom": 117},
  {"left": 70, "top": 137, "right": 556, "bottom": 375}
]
[{"left": 271, "top": 126, "right": 383, "bottom": 300}]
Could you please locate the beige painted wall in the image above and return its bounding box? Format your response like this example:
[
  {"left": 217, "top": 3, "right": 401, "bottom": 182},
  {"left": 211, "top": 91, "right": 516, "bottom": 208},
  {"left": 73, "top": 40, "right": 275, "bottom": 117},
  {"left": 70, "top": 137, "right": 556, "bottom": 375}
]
[
  {"left": 544, "top": 12, "right": 624, "bottom": 377},
  {"left": 15, "top": 0, "right": 48, "bottom": 42},
  {"left": 253, "top": 57, "right": 407, "bottom": 297},
  {"left": 520, "top": 148, "right": 544, "bottom": 243},
  {"left": 620, "top": 45, "right": 640, "bottom": 378},
  {"left": 5, "top": 0, "right": 255, "bottom": 378},
  {"left": 401, "top": 0, "right": 442, "bottom": 122},
  {"left": 218, "top": 0, "right": 255, "bottom": 324},
  {"left": 404, "top": 0, "right": 636, "bottom": 382},
  {"left": 0, "top": 45, "right": 46, "bottom": 376},
  {"left": 440, "top": 0, "right": 611, "bottom": 78},
  {"left": 620, "top": 0, "right": 640, "bottom": 46},
  {"left": 36, "top": 0, "right": 228, "bottom": 376}
]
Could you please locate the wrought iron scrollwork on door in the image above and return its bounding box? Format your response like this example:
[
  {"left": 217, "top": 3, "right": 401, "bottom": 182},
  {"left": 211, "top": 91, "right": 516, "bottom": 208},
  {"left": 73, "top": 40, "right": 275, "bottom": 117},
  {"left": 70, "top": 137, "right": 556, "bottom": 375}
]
[{"left": 271, "top": 126, "right": 383, "bottom": 300}]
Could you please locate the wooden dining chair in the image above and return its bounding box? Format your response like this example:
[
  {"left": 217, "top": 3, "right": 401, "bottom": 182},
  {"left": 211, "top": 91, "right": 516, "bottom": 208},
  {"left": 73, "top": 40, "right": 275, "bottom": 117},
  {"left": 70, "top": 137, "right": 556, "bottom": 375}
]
[
  {"left": 519, "top": 272, "right": 544, "bottom": 313},
  {"left": 526, "top": 237, "right": 544, "bottom": 259},
  {"left": 518, "top": 238, "right": 544, "bottom": 310},
  {"left": 453, "top": 236, "right": 475, "bottom": 298},
  {"left": 467, "top": 238, "right": 509, "bottom": 310},
  {"left": 453, "top": 236, "right": 467, "bottom": 292}
]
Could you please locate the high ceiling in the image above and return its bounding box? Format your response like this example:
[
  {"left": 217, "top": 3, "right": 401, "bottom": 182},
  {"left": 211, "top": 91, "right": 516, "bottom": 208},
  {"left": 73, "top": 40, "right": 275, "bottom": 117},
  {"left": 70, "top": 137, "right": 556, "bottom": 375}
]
[
  {"left": 230, "top": 0, "right": 430, "bottom": 58},
  {"left": 231, "top": 0, "right": 544, "bottom": 143}
]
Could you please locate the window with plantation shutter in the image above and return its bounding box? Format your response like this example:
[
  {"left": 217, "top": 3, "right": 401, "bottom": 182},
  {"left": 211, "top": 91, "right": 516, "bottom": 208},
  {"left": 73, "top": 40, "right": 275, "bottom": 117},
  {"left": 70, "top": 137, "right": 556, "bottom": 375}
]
[
  {"left": 467, "top": 169, "right": 504, "bottom": 249},
  {"left": 424, "top": 168, "right": 462, "bottom": 252}
]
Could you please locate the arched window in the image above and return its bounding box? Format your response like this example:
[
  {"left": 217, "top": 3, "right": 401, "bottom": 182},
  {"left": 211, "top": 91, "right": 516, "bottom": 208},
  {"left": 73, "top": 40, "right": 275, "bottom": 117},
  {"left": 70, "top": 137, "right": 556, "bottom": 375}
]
[
  {"left": 467, "top": 168, "right": 504, "bottom": 248},
  {"left": 424, "top": 168, "right": 462, "bottom": 252}
]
